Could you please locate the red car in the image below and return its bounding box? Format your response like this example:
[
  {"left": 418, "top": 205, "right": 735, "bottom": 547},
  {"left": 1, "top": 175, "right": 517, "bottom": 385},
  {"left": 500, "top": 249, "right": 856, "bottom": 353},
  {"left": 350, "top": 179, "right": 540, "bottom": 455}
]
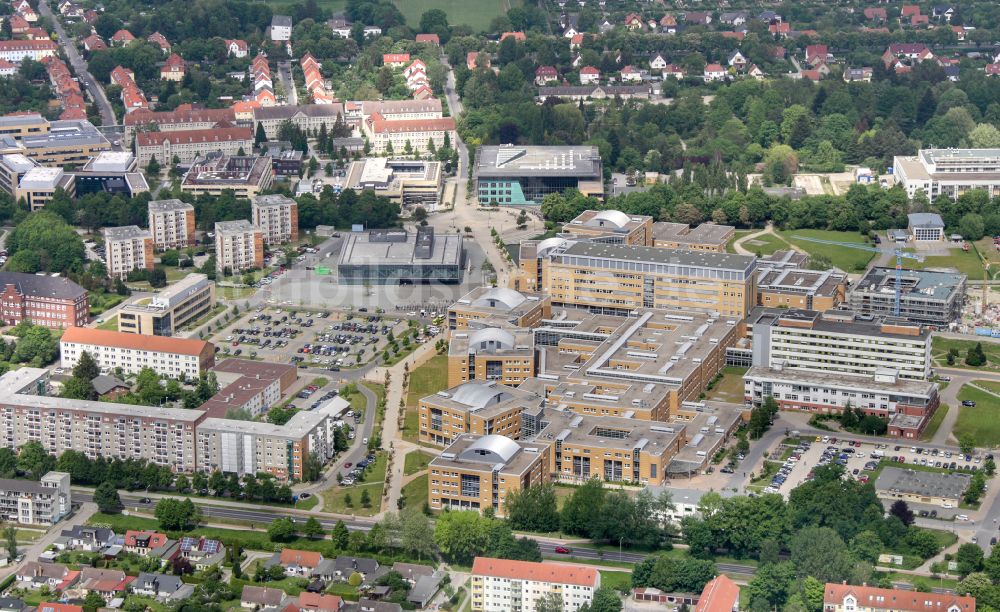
[
  {"left": 344, "top": 462, "right": 353, "bottom": 468},
  {"left": 554, "top": 546, "right": 571, "bottom": 554}
]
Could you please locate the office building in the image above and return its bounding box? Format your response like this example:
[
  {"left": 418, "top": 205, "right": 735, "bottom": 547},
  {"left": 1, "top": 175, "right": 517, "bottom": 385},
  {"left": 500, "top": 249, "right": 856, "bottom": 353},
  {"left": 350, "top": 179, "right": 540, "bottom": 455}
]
[
  {"left": 0, "top": 471, "right": 70, "bottom": 525},
  {"left": 447, "top": 328, "right": 536, "bottom": 387},
  {"left": 0, "top": 272, "right": 89, "bottom": 328},
  {"left": 652, "top": 222, "right": 735, "bottom": 252},
  {"left": 196, "top": 402, "right": 343, "bottom": 481},
  {"left": 0, "top": 368, "right": 204, "bottom": 472},
  {"left": 540, "top": 240, "right": 756, "bottom": 318},
  {"left": 74, "top": 151, "right": 149, "bottom": 198},
  {"left": 135, "top": 126, "right": 254, "bottom": 167},
  {"left": 361, "top": 113, "right": 456, "bottom": 155},
  {"left": 0, "top": 153, "right": 37, "bottom": 196},
  {"left": 60, "top": 327, "right": 215, "bottom": 378},
  {"left": 337, "top": 227, "right": 463, "bottom": 285},
  {"left": 428, "top": 434, "right": 549, "bottom": 515},
  {"left": 117, "top": 273, "right": 215, "bottom": 336},
  {"left": 123, "top": 106, "right": 236, "bottom": 141},
  {"left": 147, "top": 199, "right": 196, "bottom": 251},
  {"left": 561, "top": 209, "right": 652, "bottom": 245},
  {"left": 344, "top": 158, "right": 443, "bottom": 211},
  {"left": 471, "top": 557, "right": 599, "bottom": 612},
  {"left": 749, "top": 308, "right": 932, "bottom": 380},
  {"left": 756, "top": 260, "right": 847, "bottom": 312},
  {"left": 252, "top": 194, "right": 298, "bottom": 245},
  {"left": 359, "top": 99, "right": 443, "bottom": 122},
  {"left": 181, "top": 154, "right": 273, "bottom": 199},
  {"left": 447, "top": 287, "right": 551, "bottom": 330},
  {"left": 743, "top": 366, "right": 939, "bottom": 438},
  {"left": 267, "top": 149, "right": 303, "bottom": 177},
  {"left": 823, "top": 583, "right": 975, "bottom": 612},
  {"left": 850, "top": 267, "right": 966, "bottom": 326},
  {"left": 253, "top": 104, "right": 345, "bottom": 140},
  {"left": 215, "top": 220, "right": 264, "bottom": 275},
  {"left": 475, "top": 145, "right": 604, "bottom": 205},
  {"left": 103, "top": 225, "right": 153, "bottom": 280},
  {"left": 418, "top": 381, "right": 541, "bottom": 446},
  {"left": 17, "top": 119, "right": 111, "bottom": 167},
  {"left": 16, "top": 166, "right": 75, "bottom": 210},
  {"left": 0, "top": 114, "right": 49, "bottom": 139},
  {"left": 200, "top": 359, "right": 298, "bottom": 419},
  {"left": 894, "top": 148, "right": 1000, "bottom": 200}
]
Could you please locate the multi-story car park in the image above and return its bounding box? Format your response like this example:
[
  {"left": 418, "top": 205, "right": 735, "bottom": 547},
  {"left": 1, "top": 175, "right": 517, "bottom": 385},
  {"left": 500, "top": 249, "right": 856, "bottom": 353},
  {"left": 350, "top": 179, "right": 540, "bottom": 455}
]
[
  {"left": 749, "top": 308, "right": 932, "bottom": 381},
  {"left": 0, "top": 272, "right": 89, "bottom": 328},
  {"left": 251, "top": 194, "right": 298, "bottom": 245},
  {"left": 117, "top": 273, "right": 216, "bottom": 336},
  {"left": 849, "top": 267, "right": 966, "bottom": 327},
  {"left": 103, "top": 225, "right": 153, "bottom": 280},
  {"left": 215, "top": 220, "right": 264, "bottom": 275},
  {"left": 60, "top": 327, "right": 215, "bottom": 378},
  {"left": 147, "top": 199, "right": 195, "bottom": 251},
  {"left": 0, "top": 471, "right": 70, "bottom": 525},
  {"left": 894, "top": 148, "right": 1000, "bottom": 200}
]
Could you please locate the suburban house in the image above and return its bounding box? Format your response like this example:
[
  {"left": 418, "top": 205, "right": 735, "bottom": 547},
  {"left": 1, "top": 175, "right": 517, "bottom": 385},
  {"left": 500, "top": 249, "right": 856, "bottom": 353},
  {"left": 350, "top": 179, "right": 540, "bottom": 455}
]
[
  {"left": 727, "top": 50, "right": 748, "bottom": 70},
  {"left": 620, "top": 65, "right": 643, "bottom": 83},
  {"left": 534, "top": 66, "right": 558, "bottom": 85},
  {"left": 58, "top": 526, "right": 115, "bottom": 552},
  {"left": 16, "top": 562, "right": 74, "bottom": 590},
  {"left": 580, "top": 66, "right": 600, "bottom": 84},
  {"left": 704, "top": 64, "right": 727, "bottom": 82},
  {"left": 129, "top": 573, "right": 191, "bottom": 601},
  {"left": 76, "top": 568, "right": 134, "bottom": 599},
  {"left": 334, "top": 556, "right": 381, "bottom": 583},
  {"left": 124, "top": 530, "right": 168, "bottom": 556},
  {"left": 649, "top": 53, "right": 668, "bottom": 70},
  {"left": 266, "top": 549, "right": 324, "bottom": 577},
  {"left": 242, "top": 586, "right": 287, "bottom": 609},
  {"left": 179, "top": 536, "right": 225, "bottom": 570},
  {"left": 295, "top": 593, "right": 345, "bottom": 612}
]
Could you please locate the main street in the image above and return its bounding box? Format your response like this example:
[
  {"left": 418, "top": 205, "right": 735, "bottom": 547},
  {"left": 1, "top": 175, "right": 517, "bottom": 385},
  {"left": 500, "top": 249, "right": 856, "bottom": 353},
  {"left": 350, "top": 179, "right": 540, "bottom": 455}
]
[{"left": 38, "top": 0, "right": 116, "bottom": 127}]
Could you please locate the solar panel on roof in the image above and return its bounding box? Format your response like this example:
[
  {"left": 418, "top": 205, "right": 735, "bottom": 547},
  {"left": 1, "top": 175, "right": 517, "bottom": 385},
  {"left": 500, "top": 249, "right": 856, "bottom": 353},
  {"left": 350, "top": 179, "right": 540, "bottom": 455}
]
[
  {"left": 201, "top": 539, "right": 221, "bottom": 554},
  {"left": 179, "top": 537, "right": 197, "bottom": 551}
]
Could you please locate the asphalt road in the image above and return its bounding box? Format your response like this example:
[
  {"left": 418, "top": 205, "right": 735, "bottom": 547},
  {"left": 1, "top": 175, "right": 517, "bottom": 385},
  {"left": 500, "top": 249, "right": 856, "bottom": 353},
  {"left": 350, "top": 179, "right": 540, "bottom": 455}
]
[
  {"left": 441, "top": 56, "right": 469, "bottom": 180},
  {"left": 38, "top": 0, "right": 116, "bottom": 126}
]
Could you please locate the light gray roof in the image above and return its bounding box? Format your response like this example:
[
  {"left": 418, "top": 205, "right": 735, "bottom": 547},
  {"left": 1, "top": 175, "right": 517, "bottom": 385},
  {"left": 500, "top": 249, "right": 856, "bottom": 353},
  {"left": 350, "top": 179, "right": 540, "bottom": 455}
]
[
  {"left": 104, "top": 225, "right": 150, "bottom": 241},
  {"left": 0, "top": 272, "right": 86, "bottom": 301},
  {"left": 470, "top": 287, "right": 526, "bottom": 310},
  {"left": 460, "top": 434, "right": 521, "bottom": 463},
  {"left": 450, "top": 382, "right": 512, "bottom": 409},
  {"left": 148, "top": 198, "right": 193, "bottom": 213},
  {"left": 559, "top": 241, "right": 756, "bottom": 272},
  {"left": 271, "top": 15, "right": 292, "bottom": 27},
  {"left": 875, "top": 466, "right": 969, "bottom": 500},
  {"left": 907, "top": 213, "right": 945, "bottom": 228}
]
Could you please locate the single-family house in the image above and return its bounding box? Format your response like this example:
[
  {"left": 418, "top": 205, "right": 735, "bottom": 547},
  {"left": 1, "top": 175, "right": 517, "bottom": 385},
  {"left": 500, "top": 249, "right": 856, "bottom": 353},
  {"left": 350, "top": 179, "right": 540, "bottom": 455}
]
[
  {"left": 382, "top": 53, "right": 410, "bottom": 68},
  {"left": 933, "top": 5, "right": 954, "bottom": 21},
  {"left": 649, "top": 53, "right": 668, "bottom": 70},
  {"left": 719, "top": 11, "right": 748, "bottom": 26},
  {"left": 130, "top": 573, "right": 190, "bottom": 600},
  {"left": 16, "top": 562, "right": 73, "bottom": 590},
  {"left": 295, "top": 592, "right": 344, "bottom": 612},
  {"left": 226, "top": 39, "right": 249, "bottom": 58},
  {"left": 624, "top": 13, "right": 643, "bottom": 30},
  {"left": 580, "top": 66, "right": 600, "bottom": 84},
  {"left": 748, "top": 64, "right": 765, "bottom": 79},
  {"left": 843, "top": 67, "right": 873, "bottom": 82},
  {"left": 684, "top": 11, "right": 711, "bottom": 25},
  {"left": 569, "top": 33, "right": 583, "bottom": 50},
  {"left": 267, "top": 549, "right": 324, "bottom": 577},
  {"left": 620, "top": 65, "right": 643, "bottom": 83},
  {"left": 58, "top": 526, "right": 115, "bottom": 552},
  {"left": 334, "top": 556, "right": 380, "bottom": 582},
  {"left": 111, "top": 30, "right": 135, "bottom": 46},
  {"left": 467, "top": 51, "right": 489, "bottom": 70},
  {"left": 77, "top": 568, "right": 133, "bottom": 599},
  {"left": 415, "top": 33, "right": 439, "bottom": 45},
  {"left": 759, "top": 10, "right": 781, "bottom": 22},
  {"left": 160, "top": 53, "right": 186, "bottom": 81},
  {"left": 704, "top": 63, "right": 727, "bottom": 82},
  {"left": 805, "top": 44, "right": 828, "bottom": 65},
  {"left": 124, "top": 531, "right": 168, "bottom": 557},
  {"left": 179, "top": 537, "right": 225, "bottom": 570},
  {"left": 242, "top": 586, "right": 286, "bottom": 609},
  {"left": 769, "top": 22, "right": 791, "bottom": 36},
  {"left": 986, "top": 63, "right": 1000, "bottom": 77},
  {"left": 500, "top": 31, "right": 526, "bottom": 42},
  {"left": 864, "top": 7, "right": 887, "bottom": 21},
  {"left": 147, "top": 32, "right": 170, "bottom": 53},
  {"left": 535, "top": 65, "right": 559, "bottom": 86},
  {"left": 329, "top": 18, "right": 352, "bottom": 38},
  {"left": 727, "top": 50, "right": 748, "bottom": 70},
  {"left": 663, "top": 64, "right": 685, "bottom": 79}
]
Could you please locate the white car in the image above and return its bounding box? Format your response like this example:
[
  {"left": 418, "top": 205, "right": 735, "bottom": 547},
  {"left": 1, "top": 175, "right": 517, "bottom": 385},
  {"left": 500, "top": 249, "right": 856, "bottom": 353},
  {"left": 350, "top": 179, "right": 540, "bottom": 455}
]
[{"left": 53, "top": 368, "right": 65, "bottom": 375}]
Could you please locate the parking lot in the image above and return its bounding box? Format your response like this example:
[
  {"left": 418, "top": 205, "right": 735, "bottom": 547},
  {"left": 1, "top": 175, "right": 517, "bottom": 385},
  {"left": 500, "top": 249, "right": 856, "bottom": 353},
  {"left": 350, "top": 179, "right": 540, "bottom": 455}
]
[
  {"left": 210, "top": 307, "right": 431, "bottom": 371},
  {"left": 758, "top": 436, "right": 989, "bottom": 519}
]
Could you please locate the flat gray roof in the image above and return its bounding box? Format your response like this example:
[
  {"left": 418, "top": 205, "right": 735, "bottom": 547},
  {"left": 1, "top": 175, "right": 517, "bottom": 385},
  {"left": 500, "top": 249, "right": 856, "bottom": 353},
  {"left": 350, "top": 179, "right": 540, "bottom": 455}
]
[
  {"left": 104, "top": 225, "right": 150, "bottom": 241},
  {"left": 477, "top": 145, "right": 602, "bottom": 179},
  {"left": 854, "top": 267, "right": 965, "bottom": 300},
  {"left": 875, "top": 466, "right": 970, "bottom": 500},
  {"left": 559, "top": 241, "right": 755, "bottom": 272},
  {"left": 338, "top": 230, "right": 462, "bottom": 266},
  {"left": 148, "top": 198, "right": 193, "bottom": 213}
]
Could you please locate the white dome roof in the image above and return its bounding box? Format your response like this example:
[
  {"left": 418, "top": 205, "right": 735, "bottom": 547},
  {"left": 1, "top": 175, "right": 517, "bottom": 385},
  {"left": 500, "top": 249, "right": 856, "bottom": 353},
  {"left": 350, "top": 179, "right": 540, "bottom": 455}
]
[
  {"left": 471, "top": 287, "right": 526, "bottom": 310},
  {"left": 468, "top": 328, "right": 516, "bottom": 351},
  {"left": 536, "top": 237, "right": 568, "bottom": 258},
  {"left": 451, "top": 382, "right": 511, "bottom": 409},
  {"left": 461, "top": 434, "right": 521, "bottom": 463},
  {"left": 589, "top": 210, "right": 631, "bottom": 228}
]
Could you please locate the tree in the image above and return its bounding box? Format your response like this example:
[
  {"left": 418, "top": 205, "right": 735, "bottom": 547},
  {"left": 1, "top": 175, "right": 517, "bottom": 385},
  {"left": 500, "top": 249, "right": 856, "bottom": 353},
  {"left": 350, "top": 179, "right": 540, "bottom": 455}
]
[
  {"left": 506, "top": 483, "right": 560, "bottom": 533},
  {"left": 965, "top": 343, "right": 987, "bottom": 367},
  {"left": 956, "top": 542, "right": 985, "bottom": 577},
  {"left": 789, "top": 527, "right": 855, "bottom": 583},
  {"left": 360, "top": 488, "right": 372, "bottom": 508},
  {"left": 889, "top": 500, "right": 914, "bottom": 526},
  {"left": 970, "top": 123, "right": 1000, "bottom": 148},
  {"left": 561, "top": 478, "right": 606, "bottom": 537},
  {"left": 154, "top": 498, "right": 199, "bottom": 531},
  {"left": 959, "top": 434, "right": 977, "bottom": 456},
  {"left": 94, "top": 481, "right": 122, "bottom": 514},
  {"left": 81, "top": 591, "right": 106, "bottom": 612},
  {"left": 744, "top": 561, "right": 796, "bottom": 608},
  {"left": 400, "top": 507, "right": 436, "bottom": 559},
  {"left": 632, "top": 554, "right": 716, "bottom": 593},
  {"left": 302, "top": 517, "right": 324, "bottom": 539},
  {"left": 331, "top": 520, "right": 350, "bottom": 549},
  {"left": 255, "top": 122, "right": 267, "bottom": 145},
  {"left": 581, "top": 587, "right": 624, "bottom": 612},
  {"left": 17, "top": 441, "right": 55, "bottom": 480},
  {"left": 535, "top": 592, "right": 564, "bottom": 612},
  {"left": 3, "top": 524, "right": 15, "bottom": 560},
  {"left": 146, "top": 155, "right": 161, "bottom": 175},
  {"left": 73, "top": 351, "right": 100, "bottom": 382},
  {"left": 959, "top": 213, "right": 986, "bottom": 241},
  {"left": 267, "top": 517, "right": 297, "bottom": 542}
]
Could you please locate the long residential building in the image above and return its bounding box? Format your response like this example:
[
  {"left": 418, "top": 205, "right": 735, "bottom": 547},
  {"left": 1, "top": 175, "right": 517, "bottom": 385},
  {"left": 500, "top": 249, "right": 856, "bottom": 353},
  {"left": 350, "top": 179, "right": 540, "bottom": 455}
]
[
  {"left": 749, "top": 308, "right": 932, "bottom": 380},
  {"left": 147, "top": 199, "right": 195, "bottom": 251},
  {"left": 135, "top": 127, "right": 254, "bottom": 167},
  {"left": 0, "top": 368, "right": 205, "bottom": 472},
  {"left": 103, "top": 225, "right": 153, "bottom": 280},
  {"left": 0, "top": 471, "right": 70, "bottom": 525},
  {"left": 823, "top": 583, "right": 975, "bottom": 612},
  {"left": 471, "top": 557, "right": 599, "bottom": 612},
  {"left": 894, "top": 148, "right": 1000, "bottom": 200},
  {"left": 0, "top": 40, "right": 57, "bottom": 62},
  {"left": 539, "top": 240, "right": 756, "bottom": 318},
  {"left": 199, "top": 359, "right": 297, "bottom": 419},
  {"left": 60, "top": 327, "right": 215, "bottom": 378},
  {"left": 0, "top": 272, "right": 89, "bottom": 328},
  {"left": 253, "top": 104, "right": 345, "bottom": 139},
  {"left": 117, "top": 273, "right": 215, "bottom": 336},
  {"left": 123, "top": 106, "right": 237, "bottom": 141},
  {"left": 361, "top": 113, "right": 456, "bottom": 155},
  {"left": 215, "top": 220, "right": 264, "bottom": 275},
  {"left": 252, "top": 194, "right": 298, "bottom": 245}
]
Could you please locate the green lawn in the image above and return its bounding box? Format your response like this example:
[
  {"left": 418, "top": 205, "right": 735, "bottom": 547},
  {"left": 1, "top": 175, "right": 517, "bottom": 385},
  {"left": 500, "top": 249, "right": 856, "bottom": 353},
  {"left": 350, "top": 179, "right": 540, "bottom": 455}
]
[
  {"left": 780, "top": 229, "right": 874, "bottom": 272},
  {"left": 919, "top": 403, "right": 949, "bottom": 441},
  {"left": 218, "top": 286, "right": 255, "bottom": 300},
  {"left": 295, "top": 494, "right": 319, "bottom": 510},
  {"left": 97, "top": 315, "right": 119, "bottom": 330},
  {"left": 932, "top": 337, "right": 1000, "bottom": 372},
  {"left": 88, "top": 290, "right": 126, "bottom": 316},
  {"left": 741, "top": 233, "right": 789, "bottom": 256},
  {"left": 726, "top": 229, "right": 755, "bottom": 254},
  {"left": 320, "top": 453, "right": 387, "bottom": 516},
  {"left": 954, "top": 384, "right": 1000, "bottom": 447},
  {"left": 907, "top": 247, "right": 985, "bottom": 280},
  {"left": 392, "top": 0, "right": 515, "bottom": 32},
  {"left": 401, "top": 473, "right": 428, "bottom": 511},
  {"left": 598, "top": 570, "right": 632, "bottom": 592},
  {"left": 404, "top": 354, "right": 449, "bottom": 442},
  {"left": 705, "top": 366, "right": 748, "bottom": 402},
  {"left": 403, "top": 449, "right": 435, "bottom": 475}
]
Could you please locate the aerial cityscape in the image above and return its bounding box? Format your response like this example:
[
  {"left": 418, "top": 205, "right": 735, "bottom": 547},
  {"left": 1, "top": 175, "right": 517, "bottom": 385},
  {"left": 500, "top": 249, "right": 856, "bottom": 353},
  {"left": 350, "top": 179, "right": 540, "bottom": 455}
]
[{"left": 0, "top": 0, "right": 996, "bottom": 611}]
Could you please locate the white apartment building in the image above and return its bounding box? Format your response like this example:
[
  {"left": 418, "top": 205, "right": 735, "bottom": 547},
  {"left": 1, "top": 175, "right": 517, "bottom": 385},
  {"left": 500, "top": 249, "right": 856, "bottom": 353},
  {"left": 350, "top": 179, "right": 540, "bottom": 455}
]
[
  {"left": 196, "top": 398, "right": 346, "bottom": 481},
  {"left": 270, "top": 15, "right": 292, "bottom": 41},
  {"left": 215, "top": 220, "right": 263, "bottom": 275},
  {"left": 750, "top": 309, "right": 932, "bottom": 380},
  {"left": 103, "top": 225, "right": 153, "bottom": 280},
  {"left": 147, "top": 199, "right": 195, "bottom": 250},
  {"left": 0, "top": 471, "right": 70, "bottom": 525},
  {"left": 0, "top": 368, "right": 203, "bottom": 472},
  {"left": 471, "top": 557, "right": 599, "bottom": 612},
  {"left": 251, "top": 194, "right": 298, "bottom": 245},
  {"left": 894, "top": 148, "right": 1000, "bottom": 200},
  {"left": 60, "top": 327, "right": 215, "bottom": 378},
  {"left": 362, "top": 114, "right": 457, "bottom": 155}
]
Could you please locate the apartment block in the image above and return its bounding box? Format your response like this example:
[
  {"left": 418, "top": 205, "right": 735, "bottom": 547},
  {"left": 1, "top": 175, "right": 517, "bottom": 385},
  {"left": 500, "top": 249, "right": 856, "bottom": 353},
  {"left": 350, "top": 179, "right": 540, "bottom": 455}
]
[
  {"left": 448, "top": 287, "right": 551, "bottom": 330},
  {"left": 849, "top": 267, "right": 966, "bottom": 326},
  {"left": 104, "top": 225, "right": 153, "bottom": 280},
  {"left": 215, "top": 220, "right": 264, "bottom": 275},
  {"left": 196, "top": 400, "right": 344, "bottom": 480},
  {"left": 428, "top": 434, "right": 549, "bottom": 515},
  {"left": 199, "top": 359, "right": 298, "bottom": 419},
  {"left": 750, "top": 308, "right": 932, "bottom": 380},
  {"left": 447, "top": 328, "right": 536, "bottom": 387},
  {"left": 823, "top": 583, "right": 974, "bottom": 612},
  {"left": 60, "top": 327, "right": 215, "bottom": 378},
  {"left": 0, "top": 368, "right": 204, "bottom": 472},
  {"left": 135, "top": 127, "right": 254, "bottom": 167},
  {"left": 147, "top": 199, "right": 195, "bottom": 250},
  {"left": 0, "top": 272, "right": 89, "bottom": 328},
  {"left": 471, "top": 557, "right": 599, "bottom": 612},
  {"left": 561, "top": 209, "right": 653, "bottom": 245},
  {"left": 117, "top": 273, "right": 215, "bottom": 336},
  {"left": 0, "top": 471, "right": 70, "bottom": 525},
  {"left": 252, "top": 194, "right": 298, "bottom": 245},
  {"left": 418, "top": 381, "right": 541, "bottom": 447}
]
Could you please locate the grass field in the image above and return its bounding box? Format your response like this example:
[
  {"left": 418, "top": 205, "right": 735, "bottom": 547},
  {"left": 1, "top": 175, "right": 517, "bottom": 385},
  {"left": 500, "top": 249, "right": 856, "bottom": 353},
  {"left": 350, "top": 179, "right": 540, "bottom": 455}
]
[
  {"left": 741, "top": 233, "right": 788, "bottom": 256},
  {"left": 598, "top": 570, "right": 632, "bottom": 592},
  {"left": 906, "top": 247, "right": 986, "bottom": 280},
  {"left": 919, "top": 404, "right": 949, "bottom": 441},
  {"left": 97, "top": 315, "right": 118, "bottom": 330},
  {"left": 726, "top": 229, "right": 755, "bottom": 254},
  {"left": 401, "top": 473, "right": 428, "bottom": 510},
  {"left": 932, "top": 337, "right": 1000, "bottom": 372},
  {"left": 705, "top": 366, "right": 748, "bottom": 402},
  {"left": 403, "top": 449, "right": 435, "bottom": 475},
  {"left": 955, "top": 384, "right": 1000, "bottom": 447},
  {"left": 780, "top": 229, "right": 874, "bottom": 272},
  {"left": 403, "top": 354, "right": 448, "bottom": 442},
  {"left": 393, "top": 0, "right": 515, "bottom": 32}
]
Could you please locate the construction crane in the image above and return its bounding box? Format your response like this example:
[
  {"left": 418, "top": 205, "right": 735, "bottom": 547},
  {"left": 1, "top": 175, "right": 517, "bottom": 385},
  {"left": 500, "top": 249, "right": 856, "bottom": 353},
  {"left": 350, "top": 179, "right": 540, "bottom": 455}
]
[{"left": 792, "top": 236, "right": 925, "bottom": 317}]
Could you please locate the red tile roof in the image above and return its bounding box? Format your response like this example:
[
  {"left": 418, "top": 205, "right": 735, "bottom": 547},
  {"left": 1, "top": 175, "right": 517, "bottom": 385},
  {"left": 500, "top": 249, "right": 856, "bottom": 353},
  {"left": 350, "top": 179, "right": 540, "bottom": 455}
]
[
  {"left": 824, "top": 583, "right": 975, "bottom": 612},
  {"left": 279, "top": 549, "right": 323, "bottom": 568},
  {"left": 697, "top": 575, "right": 740, "bottom": 612},
  {"left": 415, "top": 33, "right": 439, "bottom": 44},
  {"left": 367, "top": 113, "right": 455, "bottom": 134},
  {"left": 297, "top": 592, "right": 344, "bottom": 612},
  {"left": 501, "top": 31, "right": 526, "bottom": 42},
  {"left": 40, "top": 604, "right": 83, "bottom": 612},
  {"left": 111, "top": 29, "right": 134, "bottom": 42},
  {"left": 383, "top": 53, "right": 410, "bottom": 64},
  {"left": 61, "top": 327, "right": 211, "bottom": 356},
  {"left": 124, "top": 530, "right": 168, "bottom": 549},
  {"left": 472, "top": 557, "right": 599, "bottom": 587}
]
